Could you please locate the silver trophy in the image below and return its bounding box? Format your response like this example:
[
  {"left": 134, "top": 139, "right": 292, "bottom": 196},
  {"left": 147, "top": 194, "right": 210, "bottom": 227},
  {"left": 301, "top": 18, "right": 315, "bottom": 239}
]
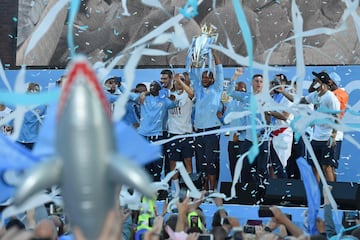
[{"left": 186, "top": 24, "right": 218, "bottom": 69}]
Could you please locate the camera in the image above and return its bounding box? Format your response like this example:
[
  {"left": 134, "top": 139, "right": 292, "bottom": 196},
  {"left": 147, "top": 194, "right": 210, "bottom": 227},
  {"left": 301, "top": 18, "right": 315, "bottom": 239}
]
[
  {"left": 243, "top": 225, "right": 255, "bottom": 234},
  {"left": 179, "top": 188, "right": 189, "bottom": 202},
  {"left": 258, "top": 206, "right": 274, "bottom": 217},
  {"left": 149, "top": 217, "right": 154, "bottom": 227},
  {"left": 343, "top": 211, "right": 360, "bottom": 228},
  {"left": 198, "top": 234, "right": 214, "bottom": 240},
  {"left": 243, "top": 219, "right": 262, "bottom": 234},
  {"left": 246, "top": 219, "right": 262, "bottom": 226}
]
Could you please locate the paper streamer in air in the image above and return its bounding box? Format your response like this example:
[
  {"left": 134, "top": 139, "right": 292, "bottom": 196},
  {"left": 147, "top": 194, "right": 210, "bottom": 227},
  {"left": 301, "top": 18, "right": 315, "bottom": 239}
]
[
  {"left": 231, "top": 0, "right": 259, "bottom": 164},
  {"left": 226, "top": 151, "right": 247, "bottom": 201},
  {"left": 247, "top": 95, "right": 259, "bottom": 164},
  {"left": 231, "top": 0, "right": 253, "bottom": 67},
  {"left": 211, "top": 45, "right": 280, "bottom": 72},
  {"left": 112, "top": 46, "right": 145, "bottom": 122},
  {"left": 0, "top": 91, "right": 60, "bottom": 106},
  {"left": 175, "top": 162, "right": 201, "bottom": 199},
  {"left": 1, "top": 188, "right": 62, "bottom": 225},
  {"left": 0, "top": 134, "right": 40, "bottom": 203},
  {"left": 296, "top": 157, "right": 320, "bottom": 235},
  {"left": 343, "top": 0, "right": 360, "bottom": 43},
  {"left": 67, "top": 0, "right": 80, "bottom": 58},
  {"left": 291, "top": 0, "right": 306, "bottom": 93},
  {"left": 179, "top": 0, "right": 198, "bottom": 19},
  {"left": 121, "top": 0, "right": 131, "bottom": 16},
  {"left": 0, "top": 60, "right": 12, "bottom": 92},
  {"left": 141, "top": 0, "right": 164, "bottom": 10},
  {"left": 25, "top": 0, "right": 69, "bottom": 57}
]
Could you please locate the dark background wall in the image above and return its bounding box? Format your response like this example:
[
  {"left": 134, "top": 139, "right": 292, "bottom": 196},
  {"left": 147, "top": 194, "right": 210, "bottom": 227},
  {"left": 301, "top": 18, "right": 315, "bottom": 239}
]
[
  {"left": 8, "top": 1, "right": 360, "bottom": 68},
  {"left": 0, "top": 0, "right": 18, "bottom": 69}
]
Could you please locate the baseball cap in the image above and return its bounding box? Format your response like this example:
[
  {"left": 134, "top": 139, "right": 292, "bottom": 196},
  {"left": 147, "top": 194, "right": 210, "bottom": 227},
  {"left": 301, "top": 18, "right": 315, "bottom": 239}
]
[
  {"left": 312, "top": 71, "right": 330, "bottom": 85},
  {"left": 152, "top": 79, "right": 162, "bottom": 88},
  {"left": 276, "top": 73, "right": 288, "bottom": 82}
]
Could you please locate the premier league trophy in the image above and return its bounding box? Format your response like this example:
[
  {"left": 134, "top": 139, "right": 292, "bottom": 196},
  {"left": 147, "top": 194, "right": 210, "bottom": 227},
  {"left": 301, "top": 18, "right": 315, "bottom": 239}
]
[{"left": 186, "top": 24, "right": 218, "bottom": 70}]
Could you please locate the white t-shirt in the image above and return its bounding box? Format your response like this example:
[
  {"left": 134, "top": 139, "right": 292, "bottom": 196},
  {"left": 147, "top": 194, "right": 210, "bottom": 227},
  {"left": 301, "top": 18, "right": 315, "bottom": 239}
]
[
  {"left": 0, "top": 106, "right": 12, "bottom": 134},
  {"left": 305, "top": 90, "right": 340, "bottom": 141},
  {"left": 167, "top": 91, "right": 193, "bottom": 134},
  {"left": 335, "top": 130, "right": 343, "bottom": 141},
  {"left": 273, "top": 94, "right": 294, "bottom": 128}
]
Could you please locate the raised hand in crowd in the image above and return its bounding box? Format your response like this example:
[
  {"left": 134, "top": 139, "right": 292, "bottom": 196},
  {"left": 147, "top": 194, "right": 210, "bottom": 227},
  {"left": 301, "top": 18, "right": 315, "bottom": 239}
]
[
  {"left": 175, "top": 196, "right": 191, "bottom": 232},
  {"left": 73, "top": 185, "right": 125, "bottom": 240},
  {"left": 269, "top": 206, "right": 304, "bottom": 237},
  {"left": 232, "top": 67, "right": 244, "bottom": 80},
  {"left": 144, "top": 216, "right": 164, "bottom": 240},
  {"left": 189, "top": 190, "right": 207, "bottom": 212},
  {"left": 0, "top": 227, "right": 33, "bottom": 240}
]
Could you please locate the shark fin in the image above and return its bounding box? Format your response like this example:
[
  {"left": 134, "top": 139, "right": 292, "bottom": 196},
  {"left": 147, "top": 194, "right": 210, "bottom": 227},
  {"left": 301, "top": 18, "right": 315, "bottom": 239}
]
[
  {"left": 107, "top": 154, "right": 155, "bottom": 199},
  {"left": 13, "top": 157, "right": 63, "bottom": 206}
]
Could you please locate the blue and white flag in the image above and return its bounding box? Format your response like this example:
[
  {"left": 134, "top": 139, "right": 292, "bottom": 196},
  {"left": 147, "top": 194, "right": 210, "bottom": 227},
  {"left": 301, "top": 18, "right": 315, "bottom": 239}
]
[{"left": 297, "top": 157, "right": 320, "bottom": 235}]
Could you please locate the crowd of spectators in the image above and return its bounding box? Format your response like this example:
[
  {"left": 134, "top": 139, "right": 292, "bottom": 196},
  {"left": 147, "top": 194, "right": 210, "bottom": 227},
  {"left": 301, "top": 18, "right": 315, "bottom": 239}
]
[{"left": 1, "top": 187, "right": 359, "bottom": 240}]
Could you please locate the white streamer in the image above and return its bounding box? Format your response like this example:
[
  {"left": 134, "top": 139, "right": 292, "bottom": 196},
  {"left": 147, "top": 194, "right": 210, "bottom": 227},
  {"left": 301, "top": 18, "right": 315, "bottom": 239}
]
[
  {"left": 211, "top": 45, "right": 281, "bottom": 72},
  {"left": 175, "top": 162, "right": 201, "bottom": 199},
  {"left": 343, "top": 0, "right": 360, "bottom": 43},
  {"left": 140, "top": 48, "right": 174, "bottom": 56},
  {"left": 24, "top": 0, "right": 69, "bottom": 57},
  {"left": 224, "top": 111, "right": 251, "bottom": 125},
  {"left": 172, "top": 23, "right": 190, "bottom": 49},
  {"left": 291, "top": 0, "right": 306, "bottom": 93},
  {"left": 112, "top": 46, "right": 145, "bottom": 121},
  {"left": 119, "top": 185, "right": 143, "bottom": 210},
  {"left": 226, "top": 150, "right": 247, "bottom": 201},
  {"left": 1, "top": 188, "right": 62, "bottom": 225},
  {"left": 0, "top": 60, "right": 12, "bottom": 92},
  {"left": 344, "top": 80, "right": 360, "bottom": 95},
  {"left": 121, "top": 0, "right": 131, "bottom": 16},
  {"left": 141, "top": 0, "right": 164, "bottom": 10}
]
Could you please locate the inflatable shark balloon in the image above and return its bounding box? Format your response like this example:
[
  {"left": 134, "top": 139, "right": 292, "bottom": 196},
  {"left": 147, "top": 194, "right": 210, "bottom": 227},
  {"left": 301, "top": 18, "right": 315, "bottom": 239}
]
[{"left": 13, "top": 57, "right": 154, "bottom": 239}]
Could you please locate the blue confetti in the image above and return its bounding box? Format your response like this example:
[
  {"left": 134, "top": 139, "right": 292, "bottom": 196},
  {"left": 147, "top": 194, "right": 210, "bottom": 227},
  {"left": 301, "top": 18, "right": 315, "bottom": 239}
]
[
  {"left": 179, "top": 0, "right": 198, "bottom": 19},
  {"left": 78, "top": 25, "right": 89, "bottom": 30},
  {"left": 67, "top": 0, "right": 81, "bottom": 58}
]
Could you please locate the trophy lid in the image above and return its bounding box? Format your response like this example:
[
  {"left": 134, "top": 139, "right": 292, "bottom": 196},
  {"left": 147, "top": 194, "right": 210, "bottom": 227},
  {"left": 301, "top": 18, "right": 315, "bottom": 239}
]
[{"left": 201, "top": 24, "right": 217, "bottom": 35}]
